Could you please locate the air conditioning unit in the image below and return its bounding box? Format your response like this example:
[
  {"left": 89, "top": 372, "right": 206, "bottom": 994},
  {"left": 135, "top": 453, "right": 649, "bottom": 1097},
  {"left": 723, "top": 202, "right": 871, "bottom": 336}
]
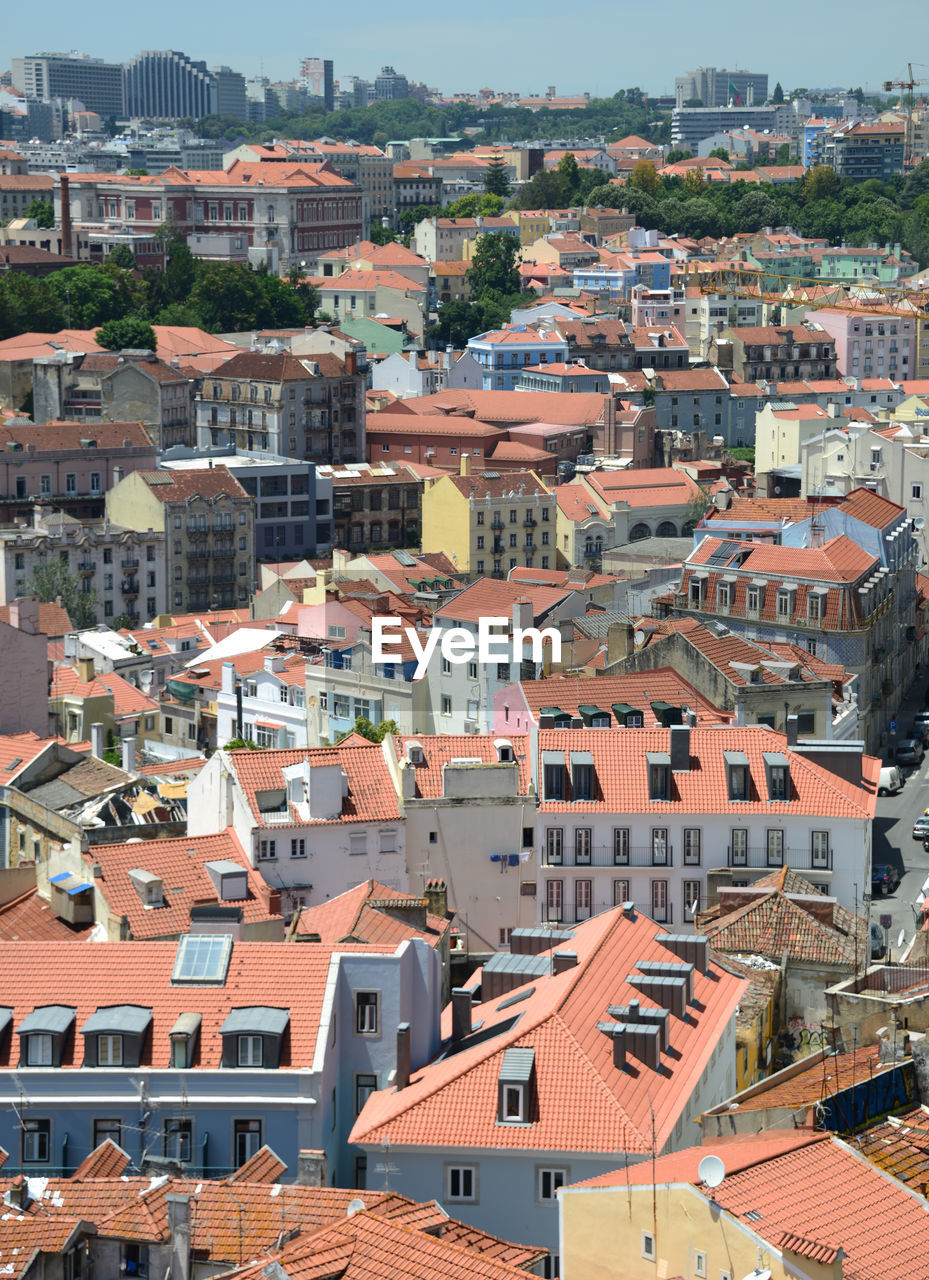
[{"left": 463, "top": 720, "right": 480, "bottom": 734}]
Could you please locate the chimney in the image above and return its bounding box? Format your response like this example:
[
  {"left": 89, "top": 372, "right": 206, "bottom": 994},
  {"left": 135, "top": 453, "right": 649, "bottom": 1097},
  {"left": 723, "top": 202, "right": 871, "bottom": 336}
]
[
  {"left": 460, "top": 453, "right": 472, "bottom": 477},
  {"left": 669, "top": 723, "right": 690, "bottom": 772},
  {"left": 7, "top": 596, "right": 38, "bottom": 634},
  {"left": 166, "top": 1195, "right": 191, "bottom": 1280},
  {"left": 77, "top": 656, "right": 95, "bottom": 683},
  {"left": 611, "top": 1026, "right": 626, "bottom": 1070},
  {"left": 553, "top": 950, "right": 578, "bottom": 974},
  {"left": 451, "top": 988, "right": 472, "bottom": 1042},
  {"left": 606, "top": 620, "right": 631, "bottom": 665},
  {"left": 512, "top": 597, "right": 533, "bottom": 632},
  {"left": 423, "top": 877, "right": 448, "bottom": 919},
  {"left": 112, "top": 466, "right": 123, "bottom": 485},
  {"left": 786, "top": 713, "right": 798, "bottom": 747},
  {"left": 59, "top": 173, "right": 73, "bottom": 261},
  {"left": 121, "top": 736, "right": 137, "bottom": 773},
  {"left": 297, "top": 1150, "right": 328, "bottom": 1186},
  {"left": 258, "top": 882, "right": 282, "bottom": 915},
  {"left": 395, "top": 1021, "right": 411, "bottom": 1090},
  {"left": 90, "top": 722, "right": 105, "bottom": 759}
]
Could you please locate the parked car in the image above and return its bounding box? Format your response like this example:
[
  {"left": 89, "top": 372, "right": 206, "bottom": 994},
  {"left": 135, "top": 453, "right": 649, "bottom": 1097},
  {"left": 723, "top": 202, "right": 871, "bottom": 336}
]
[
  {"left": 872, "top": 864, "right": 901, "bottom": 896},
  {"left": 871, "top": 923, "right": 886, "bottom": 959},
  {"left": 915, "top": 807, "right": 929, "bottom": 839},
  {"left": 878, "top": 765, "right": 904, "bottom": 796},
  {"left": 908, "top": 725, "right": 929, "bottom": 749},
  {"left": 896, "top": 738, "right": 925, "bottom": 766},
  {"left": 913, "top": 708, "right": 929, "bottom": 728}
]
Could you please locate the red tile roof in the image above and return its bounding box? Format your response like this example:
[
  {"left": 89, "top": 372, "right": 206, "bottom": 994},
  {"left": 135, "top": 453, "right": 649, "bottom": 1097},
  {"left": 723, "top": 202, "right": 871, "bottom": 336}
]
[
  {"left": 0, "top": 600, "right": 73, "bottom": 637},
  {"left": 84, "top": 829, "right": 283, "bottom": 938},
  {"left": 397, "top": 734, "right": 532, "bottom": 796},
  {"left": 137, "top": 468, "right": 248, "bottom": 503},
  {"left": 351, "top": 905, "right": 747, "bottom": 1155},
  {"left": 0, "top": 731, "right": 62, "bottom": 779},
  {"left": 434, "top": 577, "right": 571, "bottom": 624},
  {"left": 0, "top": 420, "right": 153, "bottom": 453},
  {"left": 708, "top": 1042, "right": 883, "bottom": 1114},
  {"left": 0, "top": 887, "right": 93, "bottom": 942},
  {"left": 228, "top": 742, "right": 402, "bottom": 828},
  {"left": 400, "top": 389, "right": 607, "bottom": 427},
  {"left": 51, "top": 664, "right": 159, "bottom": 718},
  {"left": 572, "top": 1128, "right": 824, "bottom": 1187},
  {"left": 534, "top": 726, "right": 878, "bottom": 820},
  {"left": 586, "top": 467, "right": 704, "bottom": 509},
  {"left": 72, "top": 1138, "right": 131, "bottom": 1179},
  {"left": 292, "top": 879, "right": 450, "bottom": 948},
  {"left": 517, "top": 671, "right": 726, "bottom": 725},
  {"left": 838, "top": 486, "right": 906, "bottom": 529}
]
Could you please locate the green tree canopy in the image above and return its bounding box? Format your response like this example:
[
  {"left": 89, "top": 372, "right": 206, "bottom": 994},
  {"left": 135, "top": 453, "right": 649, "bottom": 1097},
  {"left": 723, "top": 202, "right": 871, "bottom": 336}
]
[
  {"left": 26, "top": 561, "right": 98, "bottom": 629},
  {"left": 95, "top": 315, "right": 157, "bottom": 350},
  {"left": 106, "top": 244, "right": 136, "bottom": 269},
  {"left": 24, "top": 198, "right": 54, "bottom": 229},
  {"left": 466, "top": 232, "right": 522, "bottom": 299},
  {"left": 772, "top": 82, "right": 784, "bottom": 104},
  {"left": 484, "top": 153, "right": 510, "bottom": 197},
  {"left": 46, "top": 266, "right": 126, "bottom": 328}
]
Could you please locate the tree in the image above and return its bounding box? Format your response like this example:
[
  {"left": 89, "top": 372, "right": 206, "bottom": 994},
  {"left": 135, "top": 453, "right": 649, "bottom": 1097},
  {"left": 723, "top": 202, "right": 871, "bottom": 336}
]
[
  {"left": 46, "top": 266, "right": 126, "bottom": 328},
  {"left": 484, "top": 153, "right": 510, "bottom": 198},
  {"left": 188, "top": 262, "right": 274, "bottom": 332},
  {"left": 113, "top": 613, "right": 137, "bottom": 630},
  {"left": 465, "top": 232, "right": 521, "bottom": 299},
  {"left": 23, "top": 198, "right": 54, "bottom": 228},
  {"left": 95, "top": 316, "right": 157, "bottom": 351},
  {"left": 336, "top": 716, "right": 400, "bottom": 744},
  {"left": 665, "top": 149, "right": 693, "bottom": 165},
  {"left": 772, "top": 81, "right": 785, "bottom": 104},
  {"left": 683, "top": 168, "right": 705, "bottom": 196},
  {"left": 556, "top": 151, "right": 581, "bottom": 202},
  {"left": 708, "top": 147, "right": 730, "bottom": 161},
  {"left": 802, "top": 164, "right": 841, "bottom": 204},
  {"left": 585, "top": 183, "right": 622, "bottom": 209},
  {"left": 682, "top": 98, "right": 703, "bottom": 108},
  {"left": 26, "top": 561, "right": 97, "bottom": 629},
  {"left": 628, "top": 159, "right": 660, "bottom": 195},
  {"left": 106, "top": 244, "right": 136, "bottom": 269},
  {"left": 775, "top": 142, "right": 791, "bottom": 165}
]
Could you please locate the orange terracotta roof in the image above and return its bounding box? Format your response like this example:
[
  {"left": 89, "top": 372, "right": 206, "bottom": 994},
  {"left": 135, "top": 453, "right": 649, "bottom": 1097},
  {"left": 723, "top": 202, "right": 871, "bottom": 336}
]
[
  {"left": 586, "top": 466, "right": 704, "bottom": 509},
  {"left": 518, "top": 671, "right": 725, "bottom": 724},
  {"left": 351, "top": 906, "right": 747, "bottom": 1155},
  {"left": 434, "top": 577, "right": 570, "bottom": 625},
  {"left": 572, "top": 1129, "right": 825, "bottom": 1186},
  {"left": 137, "top": 468, "right": 247, "bottom": 503},
  {"left": 712, "top": 1043, "right": 883, "bottom": 1114},
  {"left": 396, "top": 734, "right": 531, "bottom": 796},
  {"left": 292, "top": 879, "right": 451, "bottom": 948},
  {"left": 72, "top": 1138, "right": 131, "bottom": 1179},
  {"left": 228, "top": 743, "right": 402, "bottom": 828},
  {"left": 0, "top": 887, "right": 93, "bottom": 942},
  {"left": 84, "top": 829, "right": 283, "bottom": 938},
  {"left": 838, "top": 486, "right": 906, "bottom": 529},
  {"left": 0, "top": 731, "right": 61, "bottom": 778}
]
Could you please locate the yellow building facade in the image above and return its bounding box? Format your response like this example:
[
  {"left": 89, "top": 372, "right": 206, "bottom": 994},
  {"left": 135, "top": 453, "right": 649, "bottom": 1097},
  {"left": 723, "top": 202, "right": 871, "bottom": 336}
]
[{"left": 421, "top": 468, "right": 555, "bottom": 576}]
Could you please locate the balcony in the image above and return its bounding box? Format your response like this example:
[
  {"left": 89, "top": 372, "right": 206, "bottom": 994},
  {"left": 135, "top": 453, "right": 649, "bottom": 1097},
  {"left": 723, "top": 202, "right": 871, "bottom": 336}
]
[
  {"left": 542, "top": 845, "right": 676, "bottom": 869},
  {"left": 213, "top": 546, "right": 235, "bottom": 560},
  {"left": 524, "top": 515, "right": 537, "bottom": 527},
  {"left": 187, "top": 525, "right": 208, "bottom": 539},
  {"left": 543, "top": 901, "right": 678, "bottom": 927},
  {"left": 121, "top": 580, "right": 139, "bottom": 596},
  {"left": 727, "top": 846, "right": 832, "bottom": 871},
  {"left": 212, "top": 570, "right": 235, "bottom": 585},
  {"left": 491, "top": 518, "right": 505, "bottom": 531},
  {"left": 121, "top": 558, "right": 139, "bottom": 570},
  {"left": 188, "top": 547, "right": 211, "bottom": 560},
  {"left": 78, "top": 561, "right": 95, "bottom": 574}
]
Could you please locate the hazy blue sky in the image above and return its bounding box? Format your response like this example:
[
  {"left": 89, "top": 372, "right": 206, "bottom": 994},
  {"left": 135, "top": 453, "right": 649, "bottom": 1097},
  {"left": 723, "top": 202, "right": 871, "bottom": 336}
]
[{"left": 2, "top": 0, "right": 919, "bottom": 99}]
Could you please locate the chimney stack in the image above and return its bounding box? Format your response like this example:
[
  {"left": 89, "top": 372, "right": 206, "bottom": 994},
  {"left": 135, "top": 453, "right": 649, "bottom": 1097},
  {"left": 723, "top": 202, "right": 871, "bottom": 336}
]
[
  {"left": 77, "top": 656, "right": 95, "bottom": 683},
  {"left": 166, "top": 1195, "right": 191, "bottom": 1280},
  {"left": 611, "top": 1026, "right": 626, "bottom": 1070},
  {"left": 296, "top": 1150, "right": 328, "bottom": 1186},
  {"left": 553, "top": 950, "right": 578, "bottom": 975},
  {"left": 395, "top": 1021, "right": 411, "bottom": 1090},
  {"left": 459, "top": 453, "right": 472, "bottom": 477},
  {"left": 121, "top": 735, "right": 136, "bottom": 774},
  {"left": 451, "top": 988, "right": 472, "bottom": 1042},
  {"left": 59, "top": 173, "right": 73, "bottom": 261},
  {"left": 785, "top": 713, "right": 798, "bottom": 747},
  {"left": 90, "top": 722, "right": 105, "bottom": 759},
  {"left": 423, "top": 877, "right": 448, "bottom": 919}
]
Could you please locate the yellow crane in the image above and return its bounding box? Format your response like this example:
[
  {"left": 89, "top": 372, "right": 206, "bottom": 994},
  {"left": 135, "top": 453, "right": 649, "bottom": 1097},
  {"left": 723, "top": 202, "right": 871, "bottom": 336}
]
[{"left": 883, "top": 63, "right": 929, "bottom": 168}]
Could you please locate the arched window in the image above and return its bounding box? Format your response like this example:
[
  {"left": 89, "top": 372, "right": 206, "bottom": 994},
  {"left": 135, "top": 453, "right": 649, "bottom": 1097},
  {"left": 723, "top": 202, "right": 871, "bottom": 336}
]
[
  {"left": 656, "top": 521, "right": 677, "bottom": 537},
  {"left": 629, "top": 522, "right": 650, "bottom": 541}
]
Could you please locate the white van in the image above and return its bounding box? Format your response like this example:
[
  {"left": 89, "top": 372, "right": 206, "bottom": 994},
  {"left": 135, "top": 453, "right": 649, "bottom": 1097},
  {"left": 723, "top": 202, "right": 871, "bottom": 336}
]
[{"left": 878, "top": 765, "right": 903, "bottom": 796}]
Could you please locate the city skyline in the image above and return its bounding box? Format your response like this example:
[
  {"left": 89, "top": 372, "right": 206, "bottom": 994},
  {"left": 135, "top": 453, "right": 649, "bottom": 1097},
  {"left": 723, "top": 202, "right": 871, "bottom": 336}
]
[{"left": 2, "top": 0, "right": 914, "bottom": 104}]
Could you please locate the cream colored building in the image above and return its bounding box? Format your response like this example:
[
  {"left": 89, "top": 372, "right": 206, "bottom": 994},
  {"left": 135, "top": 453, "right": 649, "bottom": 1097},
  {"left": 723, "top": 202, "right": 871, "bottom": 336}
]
[
  {"left": 421, "top": 465, "right": 556, "bottom": 576},
  {"left": 106, "top": 468, "right": 255, "bottom": 614}
]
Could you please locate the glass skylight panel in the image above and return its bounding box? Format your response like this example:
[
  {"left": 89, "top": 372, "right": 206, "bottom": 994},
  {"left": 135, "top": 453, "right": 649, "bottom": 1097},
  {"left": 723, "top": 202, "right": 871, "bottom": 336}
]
[{"left": 171, "top": 934, "right": 233, "bottom": 985}]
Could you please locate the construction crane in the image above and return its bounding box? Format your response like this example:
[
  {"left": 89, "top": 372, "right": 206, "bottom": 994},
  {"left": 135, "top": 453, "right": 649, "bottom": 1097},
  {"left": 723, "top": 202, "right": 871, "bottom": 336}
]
[
  {"left": 883, "top": 63, "right": 929, "bottom": 169},
  {"left": 684, "top": 263, "right": 929, "bottom": 317}
]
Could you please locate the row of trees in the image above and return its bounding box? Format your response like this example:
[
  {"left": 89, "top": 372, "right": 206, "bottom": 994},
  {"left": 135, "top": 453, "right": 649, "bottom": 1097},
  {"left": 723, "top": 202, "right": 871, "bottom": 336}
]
[{"left": 0, "top": 232, "right": 321, "bottom": 343}]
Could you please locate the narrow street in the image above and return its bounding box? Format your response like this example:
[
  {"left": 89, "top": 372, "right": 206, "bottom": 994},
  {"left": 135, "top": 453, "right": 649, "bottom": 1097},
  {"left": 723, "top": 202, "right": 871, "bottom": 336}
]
[{"left": 870, "top": 673, "right": 929, "bottom": 955}]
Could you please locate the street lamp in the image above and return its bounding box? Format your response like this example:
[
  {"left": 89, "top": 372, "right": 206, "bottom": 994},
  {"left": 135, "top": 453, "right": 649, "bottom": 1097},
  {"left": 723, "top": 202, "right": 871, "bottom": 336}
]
[{"left": 64, "top": 287, "right": 71, "bottom": 327}]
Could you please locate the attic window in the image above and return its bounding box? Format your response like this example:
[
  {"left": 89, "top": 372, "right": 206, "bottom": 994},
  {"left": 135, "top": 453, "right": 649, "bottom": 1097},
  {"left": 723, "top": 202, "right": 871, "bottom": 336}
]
[
  {"left": 407, "top": 741, "right": 424, "bottom": 765},
  {"left": 495, "top": 738, "right": 514, "bottom": 763},
  {"left": 497, "top": 1046, "right": 535, "bottom": 1123},
  {"left": 542, "top": 751, "right": 566, "bottom": 800},
  {"left": 775, "top": 586, "right": 796, "bottom": 620},
  {"left": 724, "top": 751, "right": 750, "bottom": 802},
  {"left": 763, "top": 752, "right": 791, "bottom": 802},
  {"left": 570, "top": 752, "right": 594, "bottom": 801},
  {"left": 646, "top": 752, "right": 670, "bottom": 802},
  {"left": 220, "top": 1007, "right": 290, "bottom": 1069},
  {"left": 18, "top": 1006, "right": 76, "bottom": 1068}
]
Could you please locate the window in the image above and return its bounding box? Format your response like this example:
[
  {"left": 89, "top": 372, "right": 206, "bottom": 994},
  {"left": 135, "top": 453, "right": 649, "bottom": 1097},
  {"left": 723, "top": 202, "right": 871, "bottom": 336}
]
[
  {"left": 355, "top": 991, "right": 379, "bottom": 1035},
  {"left": 90, "top": 471, "right": 101, "bottom": 493},
  {"left": 502, "top": 1082, "right": 524, "bottom": 1119},
  {"left": 684, "top": 880, "right": 702, "bottom": 921},
  {"left": 544, "top": 762, "right": 566, "bottom": 800},
  {"left": 379, "top": 829, "right": 398, "bottom": 853},
  {"left": 613, "top": 828, "right": 630, "bottom": 864},
  {"left": 766, "top": 829, "right": 784, "bottom": 865},
  {"left": 575, "top": 878, "right": 592, "bottom": 921},
  {"left": 258, "top": 839, "right": 276, "bottom": 860},
  {"left": 441, "top": 695, "right": 452, "bottom": 715},
  {"left": 234, "top": 1119, "right": 262, "bottom": 1166},
  {"left": 163, "top": 1118, "right": 192, "bottom": 1163},
  {"left": 65, "top": 473, "right": 77, "bottom": 494},
  {"left": 648, "top": 762, "right": 669, "bottom": 801},
  {"left": 27, "top": 1034, "right": 53, "bottom": 1066},
  {"left": 545, "top": 879, "right": 563, "bottom": 922},
  {"left": 730, "top": 828, "right": 748, "bottom": 865},
  {"left": 651, "top": 879, "right": 668, "bottom": 923},
  {"left": 642, "top": 1231, "right": 655, "bottom": 1260},
  {"left": 651, "top": 828, "right": 668, "bottom": 864},
  {"left": 769, "top": 765, "right": 788, "bottom": 800},
  {"left": 746, "top": 584, "right": 763, "bottom": 613},
  {"left": 613, "top": 879, "right": 630, "bottom": 906},
  {"left": 97, "top": 1034, "right": 123, "bottom": 1066},
  {"left": 291, "top": 838, "right": 306, "bottom": 858},
  {"left": 350, "top": 833, "right": 366, "bottom": 855},
  {"left": 812, "top": 830, "right": 830, "bottom": 868},
  {"left": 237, "top": 1035, "right": 263, "bottom": 1066},
  {"left": 572, "top": 764, "right": 593, "bottom": 800},
  {"left": 683, "top": 828, "right": 701, "bottom": 866},
  {"left": 22, "top": 1119, "right": 50, "bottom": 1163},
  {"left": 575, "top": 828, "right": 592, "bottom": 864},
  {"left": 537, "top": 1167, "right": 567, "bottom": 1202},
  {"left": 93, "top": 1118, "right": 121, "bottom": 1149},
  {"left": 446, "top": 1165, "right": 477, "bottom": 1203},
  {"left": 694, "top": 1251, "right": 707, "bottom": 1278}
]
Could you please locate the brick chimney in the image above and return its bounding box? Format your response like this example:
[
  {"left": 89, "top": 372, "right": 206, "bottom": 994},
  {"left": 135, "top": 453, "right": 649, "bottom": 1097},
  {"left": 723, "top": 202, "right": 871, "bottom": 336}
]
[
  {"left": 297, "top": 1150, "right": 328, "bottom": 1186},
  {"left": 77, "top": 656, "right": 95, "bottom": 683},
  {"left": 59, "top": 173, "right": 73, "bottom": 261},
  {"left": 423, "top": 877, "right": 448, "bottom": 919},
  {"left": 460, "top": 453, "right": 472, "bottom": 476}
]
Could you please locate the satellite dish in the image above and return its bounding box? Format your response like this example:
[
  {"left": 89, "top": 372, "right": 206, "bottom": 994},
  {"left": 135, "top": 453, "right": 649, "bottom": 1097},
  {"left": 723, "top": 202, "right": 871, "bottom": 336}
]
[
  {"left": 898, "top": 928, "right": 906, "bottom": 949},
  {"left": 697, "top": 1154, "right": 726, "bottom": 1189},
  {"left": 346, "top": 1198, "right": 366, "bottom": 1217},
  {"left": 634, "top": 629, "right": 645, "bottom": 647}
]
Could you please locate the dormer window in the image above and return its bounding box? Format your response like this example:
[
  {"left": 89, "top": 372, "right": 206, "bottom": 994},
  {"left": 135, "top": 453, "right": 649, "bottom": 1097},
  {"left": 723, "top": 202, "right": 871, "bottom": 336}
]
[
  {"left": 570, "top": 751, "right": 594, "bottom": 800},
  {"left": 724, "top": 751, "right": 750, "bottom": 802},
  {"left": 220, "top": 1008, "right": 290, "bottom": 1068},
  {"left": 647, "top": 752, "right": 670, "bottom": 801},
  {"left": 542, "top": 752, "right": 566, "bottom": 800},
  {"left": 497, "top": 1046, "right": 534, "bottom": 1124},
  {"left": 19, "top": 1006, "right": 76, "bottom": 1068},
  {"left": 169, "top": 1013, "right": 201, "bottom": 1068},
  {"left": 495, "top": 738, "right": 514, "bottom": 762},
  {"left": 763, "top": 752, "right": 791, "bottom": 802},
  {"left": 81, "top": 1006, "right": 152, "bottom": 1068}
]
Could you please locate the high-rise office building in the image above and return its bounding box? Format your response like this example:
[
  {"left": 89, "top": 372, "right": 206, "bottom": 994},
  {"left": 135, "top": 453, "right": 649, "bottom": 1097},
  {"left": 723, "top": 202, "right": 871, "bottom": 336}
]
[
  {"left": 214, "top": 66, "right": 247, "bottom": 120},
  {"left": 124, "top": 50, "right": 217, "bottom": 119},
  {"left": 674, "top": 66, "right": 768, "bottom": 109},
  {"left": 11, "top": 52, "right": 125, "bottom": 116},
  {"left": 299, "top": 58, "right": 334, "bottom": 112},
  {"left": 374, "top": 66, "right": 408, "bottom": 100}
]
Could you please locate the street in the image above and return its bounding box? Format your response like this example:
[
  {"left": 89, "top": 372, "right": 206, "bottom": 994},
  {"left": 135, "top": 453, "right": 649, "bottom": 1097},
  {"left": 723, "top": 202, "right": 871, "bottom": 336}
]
[{"left": 870, "top": 678, "right": 929, "bottom": 956}]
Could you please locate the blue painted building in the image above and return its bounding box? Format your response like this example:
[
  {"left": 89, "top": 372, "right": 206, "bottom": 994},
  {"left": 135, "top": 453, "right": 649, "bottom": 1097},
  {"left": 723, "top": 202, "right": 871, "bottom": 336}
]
[
  {"left": 0, "top": 934, "right": 441, "bottom": 1184},
  {"left": 466, "top": 325, "right": 569, "bottom": 391}
]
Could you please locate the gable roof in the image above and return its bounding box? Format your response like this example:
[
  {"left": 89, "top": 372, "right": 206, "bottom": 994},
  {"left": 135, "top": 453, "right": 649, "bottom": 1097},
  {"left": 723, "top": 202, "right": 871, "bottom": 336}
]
[
  {"left": 515, "top": 671, "right": 726, "bottom": 725},
  {"left": 136, "top": 468, "right": 248, "bottom": 502},
  {"left": 350, "top": 905, "right": 746, "bottom": 1155},
  {"left": 292, "top": 879, "right": 451, "bottom": 948},
  {"left": 227, "top": 743, "right": 402, "bottom": 828},
  {"left": 396, "top": 734, "right": 532, "bottom": 796}
]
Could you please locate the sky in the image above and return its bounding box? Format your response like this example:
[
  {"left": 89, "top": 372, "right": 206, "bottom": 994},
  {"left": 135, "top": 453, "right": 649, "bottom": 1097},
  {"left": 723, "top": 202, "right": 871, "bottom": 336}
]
[{"left": 2, "top": 0, "right": 921, "bottom": 100}]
